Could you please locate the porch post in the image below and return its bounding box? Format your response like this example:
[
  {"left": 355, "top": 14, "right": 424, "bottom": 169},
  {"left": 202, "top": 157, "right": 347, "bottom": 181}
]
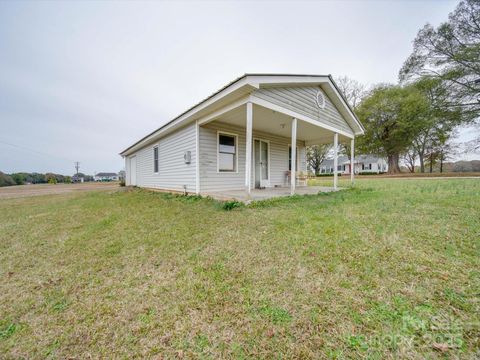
[
  {"left": 350, "top": 137, "right": 355, "bottom": 185},
  {"left": 291, "top": 117, "right": 297, "bottom": 195},
  {"left": 195, "top": 119, "right": 200, "bottom": 194},
  {"left": 245, "top": 102, "right": 253, "bottom": 194},
  {"left": 333, "top": 132, "right": 338, "bottom": 190}
]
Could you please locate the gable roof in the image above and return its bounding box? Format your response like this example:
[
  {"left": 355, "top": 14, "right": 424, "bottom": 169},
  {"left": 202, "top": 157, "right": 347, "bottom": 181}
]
[
  {"left": 95, "top": 172, "right": 118, "bottom": 177},
  {"left": 120, "top": 74, "right": 364, "bottom": 156}
]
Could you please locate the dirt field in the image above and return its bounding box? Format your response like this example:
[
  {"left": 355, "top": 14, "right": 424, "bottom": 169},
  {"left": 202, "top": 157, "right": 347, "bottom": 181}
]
[{"left": 0, "top": 182, "right": 119, "bottom": 199}]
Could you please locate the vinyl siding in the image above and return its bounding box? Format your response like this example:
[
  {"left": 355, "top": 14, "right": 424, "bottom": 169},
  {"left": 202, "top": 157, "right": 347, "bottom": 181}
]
[
  {"left": 127, "top": 123, "right": 197, "bottom": 192},
  {"left": 200, "top": 122, "right": 306, "bottom": 192},
  {"left": 254, "top": 86, "right": 353, "bottom": 134}
]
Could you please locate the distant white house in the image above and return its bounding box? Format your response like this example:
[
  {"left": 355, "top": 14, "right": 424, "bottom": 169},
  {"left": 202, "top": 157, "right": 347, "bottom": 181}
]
[
  {"left": 319, "top": 155, "right": 388, "bottom": 174},
  {"left": 94, "top": 172, "right": 119, "bottom": 181}
]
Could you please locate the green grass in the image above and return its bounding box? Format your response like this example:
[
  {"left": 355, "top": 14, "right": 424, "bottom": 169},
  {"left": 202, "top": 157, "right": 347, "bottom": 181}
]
[{"left": 0, "top": 179, "right": 479, "bottom": 358}]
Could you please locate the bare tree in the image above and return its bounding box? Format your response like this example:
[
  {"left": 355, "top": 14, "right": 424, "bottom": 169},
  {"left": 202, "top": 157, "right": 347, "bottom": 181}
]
[
  {"left": 436, "top": 141, "right": 459, "bottom": 173},
  {"left": 306, "top": 144, "right": 332, "bottom": 176},
  {"left": 402, "top": 148, "right": 417, "bottom": 173},
  {"left": 335, "top": 76, "right": 368, "bottom": 163},
  {"left": 465, "top": 121, "right": 480, "bottom": 153},
  {"left": 334, "top": 76, "right": 367, "bottom": 110}
]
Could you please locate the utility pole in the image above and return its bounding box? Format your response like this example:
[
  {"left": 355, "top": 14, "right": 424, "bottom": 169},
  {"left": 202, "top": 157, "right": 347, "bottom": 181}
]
[{"left": 74, "top": 161, "right": 80, "bottom": 176}]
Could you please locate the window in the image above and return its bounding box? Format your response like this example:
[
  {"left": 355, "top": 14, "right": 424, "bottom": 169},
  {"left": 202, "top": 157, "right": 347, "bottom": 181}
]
[
  {"left": 153, "top": 146, "right": 159, "bottom": 173},
  {"left": 288, "top": 146, "right": 298, "bottom": 171},
  {"left": 218, "top": 133, "right": 236, "bottom": 172}
]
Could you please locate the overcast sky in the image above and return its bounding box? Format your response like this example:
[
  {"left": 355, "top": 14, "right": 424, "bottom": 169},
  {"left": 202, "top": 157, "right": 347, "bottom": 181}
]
[{"left": 0, "top": 0, "right": 476, "bottom": 175}]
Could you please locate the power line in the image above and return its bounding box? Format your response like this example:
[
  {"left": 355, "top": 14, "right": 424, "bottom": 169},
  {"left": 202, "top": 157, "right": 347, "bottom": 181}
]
[{"left": 0, "top": 139, "right": 73, "bottom": 163}]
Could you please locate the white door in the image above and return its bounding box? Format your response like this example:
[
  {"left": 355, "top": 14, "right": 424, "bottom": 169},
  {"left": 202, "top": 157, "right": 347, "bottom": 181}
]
[
  {"left": 130, "top": 156, "right": 137, "bottom": 186},
  {"left": 254, "top": 140, "right": 269, "bottom": 188}
]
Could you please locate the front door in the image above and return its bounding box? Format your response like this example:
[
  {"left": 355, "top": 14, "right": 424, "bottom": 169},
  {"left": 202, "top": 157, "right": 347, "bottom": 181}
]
[{"left": 254, "top": 139, "right": 269, "bottom": 188}]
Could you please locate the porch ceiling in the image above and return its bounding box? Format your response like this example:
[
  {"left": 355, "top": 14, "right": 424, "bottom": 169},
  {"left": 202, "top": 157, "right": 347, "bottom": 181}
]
[{"left": 208, "top": 103, "right": 351, "bottom": 144}]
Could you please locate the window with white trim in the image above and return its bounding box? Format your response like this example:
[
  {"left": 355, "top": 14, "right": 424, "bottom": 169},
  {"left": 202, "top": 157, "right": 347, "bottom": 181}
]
[
  {"left": 218, "top": 133, "right": 236, "bottom": 172},
  {"left": 153, "top": 146, "right": 159, "bottom": 173}
]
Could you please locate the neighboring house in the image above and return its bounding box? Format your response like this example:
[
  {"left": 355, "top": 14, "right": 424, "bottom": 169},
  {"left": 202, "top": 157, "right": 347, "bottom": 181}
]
[
  {"left": 94, "top": 172, "right": 119, "bottom": 181},
  {"left": 72, "top": 175, "right": 84, "bottom": 183},
  {"left": 120, "top": 74, "right": 365, "bottom": 197},
  {"left": 319, "top": 155, "right": 388, "bottom": 174}
]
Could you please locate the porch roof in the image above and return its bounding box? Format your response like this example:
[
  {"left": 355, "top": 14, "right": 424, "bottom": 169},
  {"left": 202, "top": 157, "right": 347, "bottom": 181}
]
[
  {"left": 206, "top": 103, "right": 353, "bottom": 145},
  {"left": 120, "top": 74, "right": 364, "bottom": 156}
]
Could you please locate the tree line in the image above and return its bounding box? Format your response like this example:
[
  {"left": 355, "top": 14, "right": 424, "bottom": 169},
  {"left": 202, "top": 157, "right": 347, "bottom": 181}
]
[
  {"left": 308, "top": 0, "right": 479, "bottom": 174},
  {"left": 0, "top": 172, "right": 84, "bottom": 187}
]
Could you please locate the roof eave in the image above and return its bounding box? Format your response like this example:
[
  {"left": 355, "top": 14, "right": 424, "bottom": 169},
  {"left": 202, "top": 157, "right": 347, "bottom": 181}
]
[{"left": 120, "top": 73, "right": 366, "bottom": 156}]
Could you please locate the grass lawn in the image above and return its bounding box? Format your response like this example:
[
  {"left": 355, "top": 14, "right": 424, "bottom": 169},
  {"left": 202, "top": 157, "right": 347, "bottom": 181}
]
[{"left": 1, "top": 179, "right": 479, "bottom": 358}]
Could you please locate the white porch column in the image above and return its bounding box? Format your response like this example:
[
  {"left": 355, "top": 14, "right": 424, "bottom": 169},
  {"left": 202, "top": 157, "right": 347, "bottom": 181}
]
[
  {"left": 333, "top": 132, "right": 338, "bottom": 190},
  {"left": 291, "top": 117, "right": 297, "bottom": 195},
  {"left": 195, "top": 119, "right": 200, "bottom": 194},
  {"left": 350, "top": 138, "right": 355, "bottom": 185},
  {"left": 245, "top": 102, "right": 253, "bottom": 194}
]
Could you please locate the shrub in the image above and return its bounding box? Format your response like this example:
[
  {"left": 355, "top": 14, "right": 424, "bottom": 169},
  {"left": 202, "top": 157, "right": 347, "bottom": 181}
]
[
  {"left": 358, "top": 172, "right": 381, "bottom": 175},
  {"left": 48, "top": 177, "right": 57, "bottom": 184},
  {"left": 316, "top": 173, "right": 342, "bottom": 177},
  {"left": 222, "top": 200, "right": 243, "bottom": 211}
]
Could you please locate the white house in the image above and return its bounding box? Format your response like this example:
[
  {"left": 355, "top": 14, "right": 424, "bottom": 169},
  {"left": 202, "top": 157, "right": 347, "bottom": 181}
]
[
  {"left": 94, "top": 172, "right": 119, "bottom": 181},
  {"left": 120, "top": 74, "right": 365, "bottom": 200},
  {"left": 320, "top": 155, "right": 388, "bottom": 175}
]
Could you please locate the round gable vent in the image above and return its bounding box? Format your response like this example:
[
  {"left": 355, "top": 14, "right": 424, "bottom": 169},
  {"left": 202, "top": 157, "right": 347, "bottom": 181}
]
[{"left": 315, "top": 90, "right": 326, "bottom": 109}]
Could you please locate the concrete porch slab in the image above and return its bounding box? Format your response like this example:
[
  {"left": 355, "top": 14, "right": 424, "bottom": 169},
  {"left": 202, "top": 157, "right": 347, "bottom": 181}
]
[{"left": 203, "top": 186, "right": 340, "bottom": 202}]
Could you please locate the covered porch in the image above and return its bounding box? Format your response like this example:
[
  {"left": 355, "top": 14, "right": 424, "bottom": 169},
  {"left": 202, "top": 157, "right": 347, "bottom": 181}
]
[{"left": 196, "top": 98, "right": 356, "bottom": 200}]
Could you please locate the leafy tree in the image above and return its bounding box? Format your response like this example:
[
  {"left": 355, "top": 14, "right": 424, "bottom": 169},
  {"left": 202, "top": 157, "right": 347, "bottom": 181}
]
[
  {"left": 409, "top": 77, "right": 464, "bottom": 172},
  {"left": 0, "top": 172, "right": 15, "bottom": 187},
  {"left": 29, "top": 173, "right": 46, "bottom": 184},
  {"left": 11, "top": 173, "right": 26, "bottom": 185},
  {"left": 400, "top": 0, "right": 480, "bottom": 140},
  {"left": 306, "top": 144, "right": 331, "bottom": 175},
  {"left": 46, "top": 173, "right": 57, "bottom": 184},
  {"left": 356, "top": 84, "right": 430, "bottom": 173}
]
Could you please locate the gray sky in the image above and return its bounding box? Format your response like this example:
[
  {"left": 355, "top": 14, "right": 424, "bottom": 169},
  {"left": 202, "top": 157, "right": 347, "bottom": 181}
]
[{"left": 0, "top": 0, "right": 476, "bottom": 175}]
